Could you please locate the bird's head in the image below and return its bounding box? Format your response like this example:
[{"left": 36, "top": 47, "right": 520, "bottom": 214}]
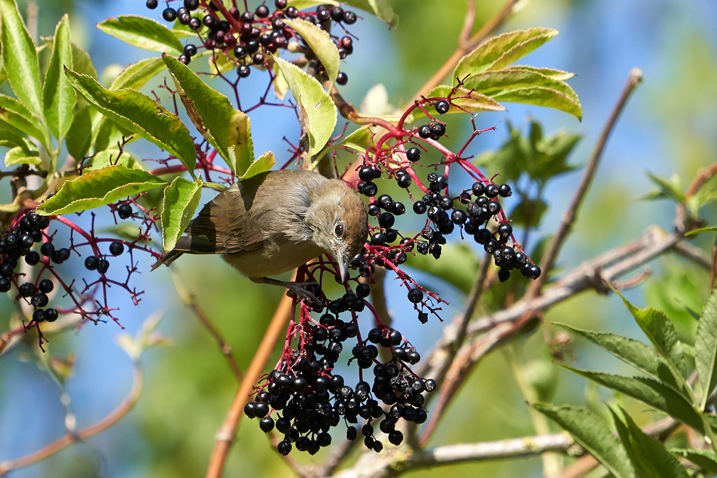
[{"left": 305, "top": 179, "right": 368, "bottom": 283}]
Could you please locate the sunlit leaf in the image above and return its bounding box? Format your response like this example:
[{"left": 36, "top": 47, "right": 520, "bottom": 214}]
[
  {"left": 0, "top": 0, "right": 43, "bottom": 118},
  {"left": 110, "top": 57, "right": 166, "bottom": 90},
  {"left": 285, "top": 19, "right": 340, "bottom": 84},
  {"left": 4, "top": 146, "right": 40, "bottom": 166},
  {"left": 43, "top": 15, "right": 76, "bottom": 140},
  {"left": 274, "top": 56, "right": 336, "bottom": 160},
  {"left": 685, "top": 226, "right": 717, "bottom": 237},
  {"left": 242, "top": 151, "right": 275, "bottom": 180},
  {"left": 86, "top": 147, "right": 144, "bottom": 170},
  {"left": 509, "top": 66, "right": 575, "bottom": 80},
  {"left": 161, "top": 176, "right": 203, "bottom": 252},
  {"left": 163, "top": 54, "right": 252, "bottom": 177},
  {"left": 36, "top": 165, "right": 166, "bottom": 216},
  {"left": 0, "top": 94, "right": 51, "bottom": 148},
  {"left": 66, "top": 70, "right": 197, "bottom": 173},
  {"left": 454, "top": 28, "right": 558, "bottom": 80},
  {"left": 66, "top": 105, "right": 93, "bottom": 160},
  {"left": 97, "top": 15, "right": 183, "bottom": 54}
]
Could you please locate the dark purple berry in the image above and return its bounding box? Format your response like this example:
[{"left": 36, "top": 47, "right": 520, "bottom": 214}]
[
  {"left": 330, "top": 6, "right": 344, "bottom": 21},
  {"left": 117, "top": 204, "right": 132, "bottom": 219},
  {"left": 45, "top": 308, "right": 58, "bottom": 322},
  {"left": 109, "top": 242, "right": 125, "bottom": 256},
  {"left": 431, "top": 123, "right": 446, "bottom": 137},
  {"left": 178, "top": 54, "right": 190, "bottom": 65},
  {"left": 189, "top": 17, "right": 201, "bottom": 30},
  {"left": 33, "top": 309, "right": 46, "bottom": 323},
  {"left": 275, "top": 0, "right": 287, "bottom": 9},
  {"left": 184, "top": 43, "right": 197, "bottom": 57},
  {"left": 418, "top": 125, "right": 431, "bottom": 138},
  {"left": 498, "top": 268, "right": 510, "bottom": 282},
  {"left": 435, "top": 100, "right": 450, "bottom": 114},
  {"left": 0, "top": 278, "right": 10, "bottom": 293},
  {"left": 25, "top": 251, "right": 40, "bottom": 265},
  {"left": 84, "top": 256, "right": 98, "bottom": 271},
  {"left": 19, "top": 282, "right": 35, "bottom": 297},
  {"left": 336, "top": 72, "right": 348, "bottom": 85},
  {"left": 256, "top": 5, "right": 270, "bottom": 17},
  {"left": 277, "top": 440, "right": 291, "bottom": 455},
  {"left": 162, "top": 8, "right": 177, "bottom": 21},
  {"left": 406, "top": 147, "right": 421, "bottom": 162},
  {"left": 146, "top": 0, "right": 158, "bottom": 9},
  {"left": 31, "top": 293, "right": 48, "bottom": 307},
  {"left": 343, "top": 10, "right": 357, "bottom": 24},
  {"left": 485, "top": 183, "right": 499, "bottom": 198},
  {"left": 184, "top": 0, "right": 199, "bottom": 10},
  {"left": 38, "top": 279, "right": 53, "bottom": 293},
  {"left": 238, "top": 65, "right": 251, "bottom": 78}
]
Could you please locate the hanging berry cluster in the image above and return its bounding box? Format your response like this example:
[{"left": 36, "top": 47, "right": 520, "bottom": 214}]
[
  {"left": 149, "top": 0, "right": 357, "bottom": 88},
  {"left": 0, "top": 199, "right": 161, "bottom": 350}
]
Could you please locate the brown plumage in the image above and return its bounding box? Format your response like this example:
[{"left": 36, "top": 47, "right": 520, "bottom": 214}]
[{"left": 153, "top": 169, "right": 368, "bottom": 294}]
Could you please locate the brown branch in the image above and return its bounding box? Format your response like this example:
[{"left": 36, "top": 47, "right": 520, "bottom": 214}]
[
  {"left": 204, "top": 291, "right": 295, "bottom": 478},
  {"left": 171, "top": 271, "right": 243, "bottom": 383},
  {"left": 672, "top": 240, "right": 713, "bottom": 270},
  {"left": 528, "top": 68, "right": 644, "bottom": 297},
  {"left": 412, "top": 0, "right": 520, "bottom": 102},
  {"left": 685, "top": 161, "right": 717, "bottom": 197},
  {"left": 332, "top": 433, "right": 574, "bottom": 478},
  {"left": 0, "top": 364, "right": 143, "bottom": 475}
]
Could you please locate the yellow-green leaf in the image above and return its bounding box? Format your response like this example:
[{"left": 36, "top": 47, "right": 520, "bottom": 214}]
[
  {"left": 284, "top": 18, "right": 340, "bottom": 84},
  {"left": 97, "top": 15, "right": 183, "bottom": 54},
  {"left": 161, "top": 176, "right": 203, "bottom": 251},
  {"left": 36, "top": 165, "right": 166, "bottom": 216},
  {"left": 242, "top": 151, "right": 275, "bottom": 180},
  {"left": 43, "top": 15, "right": 76, "bottom": 140}
]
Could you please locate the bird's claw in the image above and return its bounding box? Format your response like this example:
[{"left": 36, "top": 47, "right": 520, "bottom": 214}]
[{"left": 285, "top": 281, "right": 322, "bottom": 308}]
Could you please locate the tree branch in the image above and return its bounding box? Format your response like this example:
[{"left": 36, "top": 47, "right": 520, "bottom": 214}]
[
  {"left": 204, "top": 291, "right": 295, "bottom": 478},
  {"left": 0, "top": 364, "right": 143, "bottom": 476},
  {"left": 529, "top": 68, "right": 643, "bottom": 297}
]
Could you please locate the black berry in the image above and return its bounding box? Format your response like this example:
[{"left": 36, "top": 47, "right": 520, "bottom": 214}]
[
  {"left": 117, "top": 204, "right": 132, "bottom": 219},
  {"left": 406, "top": 147, "right": 421, "bottom": 162},
  {"left": 162, "top": 8, "right": 177, "bottom": 21},
  {"left": 109, "top": 242, "right": 125, "bottom": 256},
  {"left": 435, "top": 100, "right": 450, "bottom": 114}
]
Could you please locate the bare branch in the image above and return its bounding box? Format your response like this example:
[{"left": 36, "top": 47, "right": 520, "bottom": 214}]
[
  {"left": 0, "top": 364, "right": 143, "bottom": 476},
  {"left": 332, "top": 433, "right": 574, "bottom": 478},
  {"left": 205, "top": 290, "right": 295, "bottom": 478},
  {"left": 171, "top": 270, "right": 243, "bottom": 383},
  {"left": 529, "top": 68, "right": 644, "bottom": 297}
]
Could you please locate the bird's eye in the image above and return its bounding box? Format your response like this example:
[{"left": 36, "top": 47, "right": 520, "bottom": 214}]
[{"left": 334, "top": 224, "right": 344, "bottom": 237}]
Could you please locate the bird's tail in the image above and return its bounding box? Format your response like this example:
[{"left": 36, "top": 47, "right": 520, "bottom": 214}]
[{"left": 151, "top": 250, "right": 184, "bottom": 271}]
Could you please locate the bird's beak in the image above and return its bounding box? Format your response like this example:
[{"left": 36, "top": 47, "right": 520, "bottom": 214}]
[{"left": 338, "top": 254, "right": 349, "bottom": 283}]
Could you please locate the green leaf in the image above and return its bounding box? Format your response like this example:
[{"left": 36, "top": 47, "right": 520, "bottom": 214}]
[
  {"left": 274, "top": 56, "right": 337, "bottom": 161},
  {"left": 509, "top": 66, "right": 575, "bottom": 81},
  {"left": 4, "top": 145, "right": 40, "bottom": 166},
  {"left": 614, "top": 289, "right": 688, "bottom": 379},
  {"left": 611, "top": 408, "right": 689, "bottom": 478},
  {"left": 86, "top": 148, "right": 144, "bottom": 170},
  {"left": 0, "top": 94, "right": 51, "bottom": 148},
  {"left": 555, "top": 323, "right": 686, "bottom": 394},
  {"left": 241, "top": 151, "right": 275, "bottom": 180},
  {"left": 66, "top": 105, "right": 92, "bottom": 160},
  {"left": 43, "top": 38, "right": 98, "bottom": 81},
  {"left": 97, "top": 15, "right": 183, "bottom": 54},
  {"left": 43, "top": 15, "right": 76, "bottom": 141},
  {"left": 0, "top": 129, "right": 34, "bottom": 154},
  {"left": 670, "top": 448, "right": 717, "bottom": 473},
  {"left": 35, "top": 165, "right": 166, "bottom": 216},
  {"left": 685, "top": 226, "right": 717, "bottom": 237},
  {"left": 0, "top": 0, "right": 43, "bottom": 118},
  {"left": 163, "top": 54, "right": 252, "bottom": 177},
  {"left": 92, "top": 115, "right": 134, "bottom": 153},
  {"left": 454, "top": 28, "right": 558, "bottom": 79},
  {"left": 643, "top": 173, "right": 685, "bottom": 203},
  {"left": 318, "top": 125, "right": 375, "bottom": 158},
  {"left": 533, "top": 403, "right": 633, "bottom": 478},
  {"left": 110, "top": 57, "right": 166, "bottom": 90},
  {"left": 560, "top": 365, "right": 704, "bottom": 434},
  {"left": 161, "top": 176, "right": 203, "bottom": 252},
  {"left": 284, "top": 19, "right": 340, "bottom": 84},
  {"left": 460, "top": 69, "right": 581, "bottom": 119},
  {"left": 287, "top": 0, "right": 397, "bottom": 26},
  {"left": 65, "top": 69, "right": 197, "bottom": 174},
  {"left": 696, "top": 289, "right": 717, "bottom": 403},
  {"left": 411, "top": 86, "right": 505, "bottom": 120},
  {"left": 116, "top": 310, "right": 169, "bottom": 361}
]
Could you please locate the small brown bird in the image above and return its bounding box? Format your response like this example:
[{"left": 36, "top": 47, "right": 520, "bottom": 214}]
[{"left": 153, "top": 169, "right": 368, "bottom": 301}]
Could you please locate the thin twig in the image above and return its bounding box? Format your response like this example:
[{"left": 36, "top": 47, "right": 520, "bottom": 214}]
[
  {"left": 333, "top": 433, "right": 575, "bottom": 478},
  {"left": 528, "top": 68, "right": 644, "bottom": 297},
  {"left": 204, "top": 291, "right": 295, "bottom": 478},
  {"left": 0, "top": 364, "right": 143, "bottom": 476},
  {"left": 685, "top": 162, "right": 717, "bottom": 197},
  {"left": 170, "top": 270, "right": 243, "bottom": 383},
  {"left": 672, "top": 240, "right": 713, "bottom": 270},
  {"left": 412, "top": 0, "right": 520, "bottom": 102}
]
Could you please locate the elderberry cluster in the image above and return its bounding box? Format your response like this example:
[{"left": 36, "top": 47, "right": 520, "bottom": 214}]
[
  {"left": 244, "top": 314, "right": 435, "bottom": 455},
  {"left": 149, "top": 0, "right": 358, "bottom": 84}
]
